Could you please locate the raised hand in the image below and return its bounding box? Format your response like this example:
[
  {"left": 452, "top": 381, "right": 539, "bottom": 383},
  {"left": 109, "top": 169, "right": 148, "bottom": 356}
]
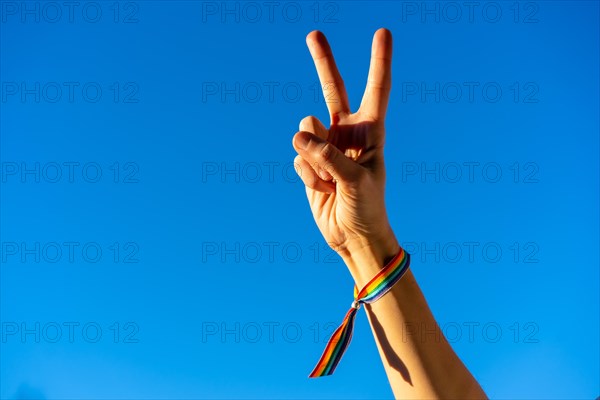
[
  {"left": 293, "top": 29, "right": 488, "bottom": 399},
  {"left": 292, "top": 29, "right": 399, "bottom": 283}
]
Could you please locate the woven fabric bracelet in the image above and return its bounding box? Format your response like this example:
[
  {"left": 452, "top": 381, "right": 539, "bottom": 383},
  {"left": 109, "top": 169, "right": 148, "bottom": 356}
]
[{"left": 309, "top": 247, "right": 411, "bottom": 378}]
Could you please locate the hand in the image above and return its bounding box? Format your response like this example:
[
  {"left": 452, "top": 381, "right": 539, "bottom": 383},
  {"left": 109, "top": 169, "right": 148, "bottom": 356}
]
[{"left": 292, "top": 29, "right": 400, "bottom": 281}]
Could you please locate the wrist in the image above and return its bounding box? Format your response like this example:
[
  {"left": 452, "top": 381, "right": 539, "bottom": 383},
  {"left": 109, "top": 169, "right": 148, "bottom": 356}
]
[{"left": 337, "top": 229, "right": 401, "bottom": 288}]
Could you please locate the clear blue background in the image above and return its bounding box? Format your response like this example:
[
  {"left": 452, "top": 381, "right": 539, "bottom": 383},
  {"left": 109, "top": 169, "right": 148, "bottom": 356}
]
[{"left": 1, "top": 1, "right": 598, "bottom": 399}]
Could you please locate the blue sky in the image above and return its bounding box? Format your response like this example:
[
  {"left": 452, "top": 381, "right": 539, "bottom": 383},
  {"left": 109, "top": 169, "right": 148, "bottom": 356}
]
[{"left": 1, "top": 1, "right": 598, "bottom": 399}]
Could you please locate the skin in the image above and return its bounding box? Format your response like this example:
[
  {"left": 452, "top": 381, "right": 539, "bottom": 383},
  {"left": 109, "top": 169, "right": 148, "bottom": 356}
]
[{"left": 292, "top": 28, "right": 488, "bottom": 399}]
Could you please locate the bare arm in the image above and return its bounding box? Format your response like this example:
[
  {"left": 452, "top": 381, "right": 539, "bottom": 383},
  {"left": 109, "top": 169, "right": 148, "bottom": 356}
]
[
  {"left": 291, "top": 28, "right": 487, "bottom": 398},
  {"left": 341, "top": 239, "right": 487, "bottom": 399}
]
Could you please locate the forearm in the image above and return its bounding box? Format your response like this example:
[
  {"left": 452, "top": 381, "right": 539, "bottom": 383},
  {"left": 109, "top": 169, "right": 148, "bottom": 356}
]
[{"left": 340, "top": 238, "right": 487, "bottom": 399}]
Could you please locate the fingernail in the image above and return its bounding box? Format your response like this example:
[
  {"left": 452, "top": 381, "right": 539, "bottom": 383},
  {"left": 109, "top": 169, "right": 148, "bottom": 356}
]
[{"left": 295, "top": 132, "right": 310, "bottom": 150}]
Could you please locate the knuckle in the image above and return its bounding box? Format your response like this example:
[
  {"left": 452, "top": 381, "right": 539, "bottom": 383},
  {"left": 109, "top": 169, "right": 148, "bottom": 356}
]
[{"left": 319, "top": 142, "right": 336, "bottom": 163}]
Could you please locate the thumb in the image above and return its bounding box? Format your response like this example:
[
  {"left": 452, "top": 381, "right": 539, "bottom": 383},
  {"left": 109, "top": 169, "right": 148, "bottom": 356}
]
[{"left": 292, "top": 131, "right": 361, "bottom": 184}]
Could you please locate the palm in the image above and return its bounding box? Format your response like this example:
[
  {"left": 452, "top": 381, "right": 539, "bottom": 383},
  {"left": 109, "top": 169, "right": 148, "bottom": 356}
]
[{"left": 293, "top": 29, "right": 394, "bottom": 253}]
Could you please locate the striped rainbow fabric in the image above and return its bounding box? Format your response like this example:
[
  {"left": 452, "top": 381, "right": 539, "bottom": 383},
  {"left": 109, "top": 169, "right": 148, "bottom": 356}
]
[{"left": 309, "top": 247, "right": 410, "bottom": 378}]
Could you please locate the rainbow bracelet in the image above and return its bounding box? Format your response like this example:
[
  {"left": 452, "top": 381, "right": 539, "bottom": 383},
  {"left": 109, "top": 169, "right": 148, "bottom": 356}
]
[{"left": 309, "top": 247, "right": 411, "bottom": 378}]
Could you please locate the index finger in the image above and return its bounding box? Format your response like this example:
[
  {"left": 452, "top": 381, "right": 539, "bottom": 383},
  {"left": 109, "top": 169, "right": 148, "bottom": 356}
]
[
  {"left": 306, "top": 31, "right": 351, "bottom": 122},
  {"left": 359, "top": 28, "right": 393, "bottom": 120}
]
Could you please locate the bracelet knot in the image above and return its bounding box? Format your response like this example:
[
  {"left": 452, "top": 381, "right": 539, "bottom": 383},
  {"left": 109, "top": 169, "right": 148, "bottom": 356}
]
[{"left": 308, "top": 247, "right": 411, "bottom": 378}]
